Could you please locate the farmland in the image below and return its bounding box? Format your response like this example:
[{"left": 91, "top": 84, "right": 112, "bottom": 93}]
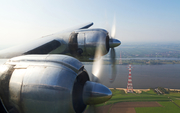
[{"left": 85, "top": 88, "right": 180, "bottom": 113}]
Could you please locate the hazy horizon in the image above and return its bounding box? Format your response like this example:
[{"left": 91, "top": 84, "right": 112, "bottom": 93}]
[
  {"left": 0, "top": 0, "right": 180, "bottom": 46},
  {"left": 0, "top": 41, "right": 180, "bottom": 51}
]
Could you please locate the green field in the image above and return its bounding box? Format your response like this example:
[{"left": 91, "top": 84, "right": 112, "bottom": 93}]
[
  {"left": 135, "top": 102, "right": 180, "bottom": 113},
  {"left": 95, "top": 89, "right": 180, "bottom": 113}
]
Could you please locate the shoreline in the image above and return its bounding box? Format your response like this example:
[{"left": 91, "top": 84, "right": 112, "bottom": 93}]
[{"left": 109, "top": 88, "right": 180, "bottom": 93}]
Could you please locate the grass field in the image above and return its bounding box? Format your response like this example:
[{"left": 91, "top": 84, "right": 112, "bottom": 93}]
[
  {"left": 93, "top": 89, "right": 180, "bottom": 113},
  {"left": 98, "top": 89, "right": 170, "bottom": 106}
]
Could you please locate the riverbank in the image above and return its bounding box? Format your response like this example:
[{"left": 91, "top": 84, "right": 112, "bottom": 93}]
[
  {"left": 109, "top": 88, "right": 180, "bottom": 94},
  {"left": 83, "top": 59, "right": 180, "bottom": 65}
]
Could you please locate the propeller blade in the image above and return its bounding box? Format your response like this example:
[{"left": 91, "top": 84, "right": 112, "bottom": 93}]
[
  {"left": 111, "top": 16, "right": 116, "bottom": 38},
  {"left": 109, "top": 48, "right": 117, "bottom": 83},
  {"left": 92, "top": 44, "right": 103, "bottom": 83},
  {"left": 110, "top": 48, "right": 115, "bottom": 65},
  {"left": 108, "top": 15, "right": 118, "bottom": 83}
]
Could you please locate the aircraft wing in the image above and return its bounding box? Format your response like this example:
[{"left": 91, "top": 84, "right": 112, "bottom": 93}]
[
  {"left": 0, "top": 22, "right": 94, "bottom": 59},
  {"left": 0, "top": 37, "right": 62, "bottom": 58},
  {"left": 0, "top": 22, "right": 121, "bottom": 113},
  {"left": 68, "top": 22, "right": 93, "bottom": 30}
]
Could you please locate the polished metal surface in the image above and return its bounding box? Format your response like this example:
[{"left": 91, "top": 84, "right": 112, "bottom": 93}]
[
  {"left": 0, "top": 22, "right": 120, "bottom": 62},
  {"left": 8, "top": 54, "right": 84, "bottom": 73},
  {"left": 9, "top": 55, "right": 79, "bottom": 113},
  {"left": 0, "top": 55, "right": 112, "bottom": 113},
  {"left": 109, "top": 38, "right": 121, "bottom": 48},
  {"left": 76, "top": 29, "right": 109, "bottom": 57},
  {"left": 77, "top": 33, "right": 85, "bottom": 53},
  {"left": 0, "top": 55, "right": 88, "bottom": 113},
  {"left": 0, "top": 22, "right": 118, "bottom": 113},
  {"left": 19, "top": 66, "right": 76, "bottom": 113},
  {"left": 83, "top": 81, "right": 112, "bottom": 105}
]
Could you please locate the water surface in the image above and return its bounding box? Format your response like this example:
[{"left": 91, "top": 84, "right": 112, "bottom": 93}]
[{"left": 84, "top": 64, "right": 180, "bottom": 89}]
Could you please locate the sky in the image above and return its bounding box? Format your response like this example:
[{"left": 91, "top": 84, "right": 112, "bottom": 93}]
[{"left": 0, "top": 0, "right": 180, "bottom": 48}]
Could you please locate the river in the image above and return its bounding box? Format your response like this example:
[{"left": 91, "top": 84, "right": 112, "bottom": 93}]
[
  {"left": 103, "top": 57, "right": 180, "bottom": 61},
  {"left": 1, "top": 59, "right": 180, "bottom": 89},
  {"left": 84, "top": 64, "right": 180, "bottom": 89}
]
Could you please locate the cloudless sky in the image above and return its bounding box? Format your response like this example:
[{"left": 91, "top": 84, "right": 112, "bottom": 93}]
[{"left": 0, "top": 0, "right": 180, "bottom": 47}]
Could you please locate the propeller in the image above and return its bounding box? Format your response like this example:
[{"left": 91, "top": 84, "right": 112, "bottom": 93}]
[
  {"left": 92, "top": 40, "right": 103, "bottom": 83},
  {"left": 86, "top": 17, "right": 121, "bottom": 113},
  {"left": 92, "top": 16, "right": 120, "bottom": 84},
  {"left": 87, "top": 40, "right": 104, "bottom": 113},
  {"left": 109, "top": 16, "right": 120, "bottom": 83}
]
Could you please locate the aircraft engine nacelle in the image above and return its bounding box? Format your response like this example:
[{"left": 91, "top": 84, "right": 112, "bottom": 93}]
[
  {"left": 0, "top": 55, "right": 112, "bottom": 113},
  {"left": 68, "top": 29, "right": 109, "bottom": 60}
]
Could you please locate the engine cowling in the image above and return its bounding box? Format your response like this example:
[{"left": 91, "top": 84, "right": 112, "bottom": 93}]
[
  {"left": 0, "top": 55, "right": 112, "bottom": 113},
  {"left": 68, "top": 29, "right": 110, "bottom": 61}
]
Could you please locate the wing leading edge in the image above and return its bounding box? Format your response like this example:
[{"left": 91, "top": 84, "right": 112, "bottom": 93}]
[{"left": 68, "top": 22, "right": 93, "bottom": 31}]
